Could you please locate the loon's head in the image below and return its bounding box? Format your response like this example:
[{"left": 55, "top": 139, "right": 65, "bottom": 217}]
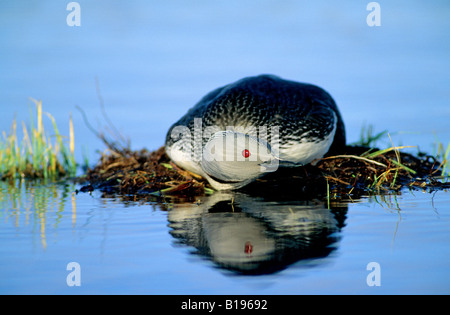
[{"left": 200, "top": 131, "right": 279, "bottom": 190}]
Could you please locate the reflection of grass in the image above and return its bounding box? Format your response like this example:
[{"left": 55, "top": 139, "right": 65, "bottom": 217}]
[
  {"left": 0, "top": 99, "right": 76, "bottom": 180},
  {"left": 0, "top": 179, "right": 76, "bottom": 250}
]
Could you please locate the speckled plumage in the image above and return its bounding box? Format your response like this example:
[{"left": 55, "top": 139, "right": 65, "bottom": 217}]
[
  {"left": 165, "top": 74, "right": 346, "bottom": 189},
  {"left": 167, "top": 75, "right": 344, "bottom": 152}
]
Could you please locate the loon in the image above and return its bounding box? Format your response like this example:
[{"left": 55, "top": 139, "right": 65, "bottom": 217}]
[{"left": 165, "top": 75, "right": 345, "bottom": 190}]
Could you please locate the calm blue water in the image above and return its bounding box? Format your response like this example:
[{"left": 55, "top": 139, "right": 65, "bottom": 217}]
[
  {"left": 0, "top": 0, "right": 449, "bottom": 294},
  {"left": 1, "top": 182, "right": 449, "bottom": 294}
]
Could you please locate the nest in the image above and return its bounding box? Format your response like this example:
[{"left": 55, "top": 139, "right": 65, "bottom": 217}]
[{"left": 81, "top": 145, "right": 449, "bottom": 201}]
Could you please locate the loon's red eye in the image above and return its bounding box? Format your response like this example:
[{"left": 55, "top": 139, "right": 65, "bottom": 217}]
[
  {"left": 245, "top": 241, "right": 253, "bottom": 254},
  {"left": 242, "top": 149, "right": 251, "bottom": 158}
]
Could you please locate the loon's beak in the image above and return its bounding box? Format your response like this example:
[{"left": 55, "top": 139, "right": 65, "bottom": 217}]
[
  {"left": 260, "top": 158, "right": 305, "bottom": 172},
  {"left": 277, "top": 160, "right": 304, "bottom": 167},
  {"left": 258, "top": 155, "right": 281, "bottom": 172}
]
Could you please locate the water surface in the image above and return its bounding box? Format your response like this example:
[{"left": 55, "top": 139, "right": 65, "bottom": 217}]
[{"left": 1, "top": 181, "right": 449, "bottom": 294}]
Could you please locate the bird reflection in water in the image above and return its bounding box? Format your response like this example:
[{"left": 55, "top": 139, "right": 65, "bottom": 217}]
[{"left": 168, "top": 192, "right": 347, "bottom": 275}]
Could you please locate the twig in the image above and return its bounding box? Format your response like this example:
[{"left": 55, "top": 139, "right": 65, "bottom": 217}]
[{"left": 321, "top": 155, "right": 388, "bottom": 168}]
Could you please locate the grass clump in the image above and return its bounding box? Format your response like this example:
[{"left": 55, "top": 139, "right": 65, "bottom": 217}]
[
  {"left": 354, "top": 123, "right": 388, "bottom": 147},
  {"left": 83, "top": 146, "right": 208, "bottom": 200},
  {"left": 433, "top": 139, "right": 450, "bottom": 180},
  {"left": 0, "top": 99, "right": 77, "bottom": 180}
]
